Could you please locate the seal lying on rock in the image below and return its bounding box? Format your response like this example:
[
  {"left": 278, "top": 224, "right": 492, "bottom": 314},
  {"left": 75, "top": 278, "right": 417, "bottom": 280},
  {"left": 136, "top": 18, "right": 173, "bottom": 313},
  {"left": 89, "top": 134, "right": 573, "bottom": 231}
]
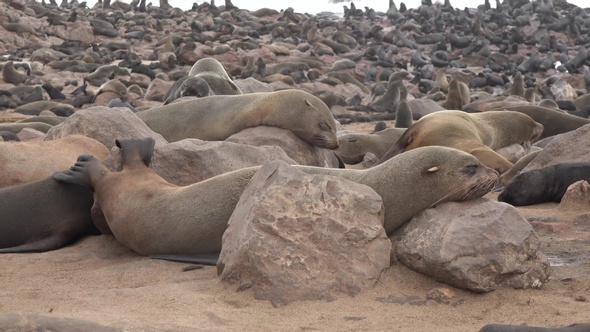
[
  {"left": 54, "top": 138, "right": 497, "bottom": 256},
  {"left": 138, "top": 90, "right": 340, "bottom": 149},
  {"left": 378, "top": 111, "right": 544, "bottom": 174},
  {"left": 335, "top": 128, "right": 406, "bottom": 164},
  {"left": 498, "top": 163, "right": 590, "bottom": 206}
]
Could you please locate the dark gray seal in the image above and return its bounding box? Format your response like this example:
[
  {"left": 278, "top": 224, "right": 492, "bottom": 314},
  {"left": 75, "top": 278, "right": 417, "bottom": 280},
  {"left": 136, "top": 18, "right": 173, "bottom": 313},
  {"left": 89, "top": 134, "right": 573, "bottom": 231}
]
[{"left": 498, "top": 163, "right": 590, "bottom": 206}]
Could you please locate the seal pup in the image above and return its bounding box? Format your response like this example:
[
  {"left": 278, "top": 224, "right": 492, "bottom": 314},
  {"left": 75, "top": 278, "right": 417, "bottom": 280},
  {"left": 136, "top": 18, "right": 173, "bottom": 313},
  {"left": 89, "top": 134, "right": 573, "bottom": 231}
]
[
  {"left": 498, "top": 163, "right": 590, "bottom": 206},
  {"left": 0, "top": 177, "right": 97, "bottom": 253},
  {"left": 137, "top": 90, "right": 340, "bottom": 149},
  {"left": 54, "top": 139, "right": 497, "bottom": 255},
  {"left": 187, "top": 58, "right": 242, "bottom": 95},
  {"left": 378, "top": 111, "right": 545, "bottom": 174},
  {"left": 395, "top": 100, "right": 413, "bottom": 128}
]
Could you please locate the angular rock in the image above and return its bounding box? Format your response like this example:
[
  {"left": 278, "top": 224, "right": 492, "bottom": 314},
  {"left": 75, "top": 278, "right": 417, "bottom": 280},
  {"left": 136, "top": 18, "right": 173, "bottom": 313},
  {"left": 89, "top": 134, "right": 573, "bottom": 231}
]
[
  {"left": 233, "top": 78, "right": 272, "bottom": 94},
  {"left": 218, "top": 161, "right": 390, "bottom": 307},
  {"left": 103, "top": 139, "right": 297, "bottom": 186},
  {"left": 144, "top": 78, "right": 174, "bottom": 102},
  {"left": 557, "top": 180, "right": 590, "bottom": 212},
  {"left": 226, "top": 126, "right": 340, "bottom": 167},
  {"left": 54, "top": 21, "right": 95, "bottom": 44},
  {"left": 45, "top": 106, "right": 167, "bottom": 149},
  {"left": 524, "top": 124, "right": 590, "bottom": 172},
  {"left": 396, "top": 198, "right": 550, "bottom": 292},
  {"left": 550, "top": 78, "right": 577, "bottom": 101},
  {"left": 17, "top": 128, "right": 45, "bottom": 141}
]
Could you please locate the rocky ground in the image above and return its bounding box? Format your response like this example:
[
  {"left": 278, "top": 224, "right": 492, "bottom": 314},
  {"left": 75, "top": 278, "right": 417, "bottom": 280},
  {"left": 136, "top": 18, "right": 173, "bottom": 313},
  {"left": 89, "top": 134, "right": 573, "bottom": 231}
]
[{"left": 0, "top": 0, "right": 589, "bottom": 330}]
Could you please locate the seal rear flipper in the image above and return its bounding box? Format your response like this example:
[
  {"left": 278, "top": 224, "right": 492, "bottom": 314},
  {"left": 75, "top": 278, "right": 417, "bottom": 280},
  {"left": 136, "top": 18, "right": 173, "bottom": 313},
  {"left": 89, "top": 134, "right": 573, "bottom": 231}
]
[
  {"left": 468, "top": 146, "right": 512, "bottom": 175},
  {"left": 115, "top": 137, "right": 156, "bottom": 167},
  {"left": 150, "top": 253, "right": 219, "bottom": 266},
  {"left": 0, "top": 233, "right": 72, "bottom": 253},
  {"left": 52, "top": 154, "right": 101, "bottom": 189}
]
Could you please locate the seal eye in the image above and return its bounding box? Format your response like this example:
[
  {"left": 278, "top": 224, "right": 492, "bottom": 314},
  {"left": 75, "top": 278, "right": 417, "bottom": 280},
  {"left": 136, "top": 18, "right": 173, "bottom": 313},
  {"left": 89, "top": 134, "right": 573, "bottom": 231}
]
[
  {"left": 319, "top": 122, "right": 331, "bottom": 131},
  {"left": 462, "top": 164, "right": 479, "bottom": 175}
]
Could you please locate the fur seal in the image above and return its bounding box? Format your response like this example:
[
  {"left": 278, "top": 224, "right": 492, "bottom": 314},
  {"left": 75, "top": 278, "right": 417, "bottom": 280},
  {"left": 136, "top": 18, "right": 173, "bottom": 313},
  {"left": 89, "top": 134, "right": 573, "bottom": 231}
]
[
  {"left": 379, "top": 111, "right": 544, "bottom": 174},
  {"left": 0, "top": 177, "right": 97, "bottom": 253},
  {"left": 54, "top": 138, "right": 497, "bottom": 255},
  {"left": 335, "top": 128, "right": 406, "bottom": 164},
  {"left": 187, "top": 58, "right": 242, "bottom": 95},
  {"left": 162, "top": 76, "right": 213, "bottom": 105},
  {"left": 0, "top": 122, "right": 53, "bottom": 134},
  {"left": 479, "top": 323, "right": 590, "bottom": 332},
  {"left": 498, "top": 163, "right": 590, "bottom": 206},
  {"left": 0, "top": 131, "right": 20, "bottom": 141},
  {"left": 503, "top": 105, "right": 590, "bottom": 139},
  {"left": 394, "top": 100, "right": 413, "bottom": 128},
  {"left": 444, "top": 78, "right": 465, "bottom": 109},
  {"left": 137, "top": 90, "right": 339, "bottom": 149},
  {"left": 0, "top": 135, "right": 109, "bottom": 188},
  {"left": 2, "top": 61, "right": 28, "bottom": 85},
  {"left": 509, "top": 72, "right": 525, "bottom": 97}
]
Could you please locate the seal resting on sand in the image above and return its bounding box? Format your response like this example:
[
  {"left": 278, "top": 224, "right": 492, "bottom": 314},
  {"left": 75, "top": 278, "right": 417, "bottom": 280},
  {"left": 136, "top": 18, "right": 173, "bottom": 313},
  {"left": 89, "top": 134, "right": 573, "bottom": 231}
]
[{"left": 54, "top": 138, "right": 497, "bottom": 256}]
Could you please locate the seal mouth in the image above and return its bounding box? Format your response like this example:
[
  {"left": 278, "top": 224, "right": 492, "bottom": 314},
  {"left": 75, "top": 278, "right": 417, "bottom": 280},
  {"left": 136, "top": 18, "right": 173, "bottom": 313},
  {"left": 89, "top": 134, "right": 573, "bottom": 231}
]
[{"left": 428, "top": 173, "right": 498, "bottom": 208}]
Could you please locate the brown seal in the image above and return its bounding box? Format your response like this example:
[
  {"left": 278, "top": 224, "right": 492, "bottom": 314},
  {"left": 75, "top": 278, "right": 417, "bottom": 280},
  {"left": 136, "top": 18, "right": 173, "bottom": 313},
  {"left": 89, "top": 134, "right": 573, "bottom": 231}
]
[
  {"left": 0, "top": 135, "right": 109, "bottom": 188},
  {"left": 137, "top": 90, "right": 340, "bottom": 149},
  {"left": 395, "top": 100, "right": 413, "bottom": 128},
  {"left": 335, "top": 128, "right": 407, "bottom": 164},
  {"left": 0, "top": 176, "right": 98, "bottom": 253},
  {"left": 162, "top": 76, "right": 213, "bottom": 105},
  {"left": 378, "top": 110, "right": 544, "bottom": 174},
  {"left": 54, "top": 138, "right": 497, "bottom": 256},
  {"left": 509, "top": 72, "right": 525, "bottom": 97},
  {"left": 187, "top": 57, "right": 242, "bottom": 95},
  {"left": 2, "top": 61, "right": 28, "bottom": 85},
  {"left": 503, "top": 105, "right": 590, "bottom": 139},
  {"left": 0, "top": 122, "right": 53, "bottom": 134},
  {"left": 444, "top": 78, "right": 465, "bottom": 109}
]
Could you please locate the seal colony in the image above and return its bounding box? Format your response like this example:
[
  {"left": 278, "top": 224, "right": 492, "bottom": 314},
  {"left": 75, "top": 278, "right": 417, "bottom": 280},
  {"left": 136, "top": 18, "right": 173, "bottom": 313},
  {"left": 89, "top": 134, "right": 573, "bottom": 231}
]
[{"left": 0, "top": 0, "right": 589, "bottom": 329}]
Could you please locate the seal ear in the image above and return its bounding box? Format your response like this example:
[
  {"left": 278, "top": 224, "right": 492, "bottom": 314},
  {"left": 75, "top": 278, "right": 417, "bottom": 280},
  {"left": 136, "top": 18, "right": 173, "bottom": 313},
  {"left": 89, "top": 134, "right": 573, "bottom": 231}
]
[
  {"left": 115, "top": 137, "right": 156, "bottom": 167},
  {"left": 427, "top": 165, "right": 441, "bottom": 173}
]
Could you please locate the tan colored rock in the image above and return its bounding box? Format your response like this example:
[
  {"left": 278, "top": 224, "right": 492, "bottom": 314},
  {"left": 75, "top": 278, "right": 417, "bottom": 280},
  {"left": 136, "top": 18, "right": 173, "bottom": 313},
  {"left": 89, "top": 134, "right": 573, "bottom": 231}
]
[
  {"left": 144, "top": 78, "right": 175, "bottom": 102},
  {"left": 558, "top": 180, "right": 590, "bottom": 212},
  {"left": 524, "top": 124, "right": 590, "bottom": 171},
  {"left": 218, "top": 161, "right": 390, "bottom": 307},
  {"left": 45, "top": 106, "right": 168, "bottom": 149},
  {"left": 396, "top": 198, "right": 550, "bottom": 292},
  {"left": 226, "top": 126, "right": 340, "bottom": 167}
]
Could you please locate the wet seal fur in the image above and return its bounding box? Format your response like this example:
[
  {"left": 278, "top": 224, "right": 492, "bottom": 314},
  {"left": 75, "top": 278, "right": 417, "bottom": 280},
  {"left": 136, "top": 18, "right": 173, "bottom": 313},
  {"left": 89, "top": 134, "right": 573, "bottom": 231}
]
[
  {"left": 498, "top": 163, "right": 590, "bottom": 206},
  {"left": 378, "top": 110, "right": 544, "bottom": 174},
  {"left": 54, "top": 138, "right": 497, "bottom": 256},
  {"left": 0, "top": 177, "right": 98, "bottom": 253},
  {"left": 138, "top": 90, "right": 340, "bottom": 149}
]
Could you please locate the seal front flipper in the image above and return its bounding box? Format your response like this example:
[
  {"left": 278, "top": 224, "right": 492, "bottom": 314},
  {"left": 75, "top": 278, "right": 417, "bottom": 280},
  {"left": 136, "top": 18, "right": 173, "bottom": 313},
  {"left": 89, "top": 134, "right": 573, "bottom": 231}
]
[
  {"left": 0, "top": 233, "right": 72, "bottom": 253},
  {"left": 150, "top": 253, "right": 219, "bottom": 266},
  {"left": 52, "top": 154, "right": 106, "bottom": 189}
]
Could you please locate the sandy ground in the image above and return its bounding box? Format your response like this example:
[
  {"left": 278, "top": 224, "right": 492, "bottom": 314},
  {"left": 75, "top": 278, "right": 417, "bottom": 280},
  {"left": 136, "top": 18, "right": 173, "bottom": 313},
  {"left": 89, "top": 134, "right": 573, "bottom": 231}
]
[{"left": 1, "top": 122, "right": 589, "bottom": 331}]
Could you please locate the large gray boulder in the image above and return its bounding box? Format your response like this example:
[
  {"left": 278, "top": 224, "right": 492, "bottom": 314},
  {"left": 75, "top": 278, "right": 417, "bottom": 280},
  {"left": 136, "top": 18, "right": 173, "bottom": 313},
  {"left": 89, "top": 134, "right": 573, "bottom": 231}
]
[
  {"left": 524, "top": 124, "right": 590, "bottom": 172},
  {"left": 226, "top": 126, "right": 341, "bottom": 167},
  {"left": 218, "top": 161, "right": 390, "bottom": 307},
  {"left": 396, "top": 198, "right": 550, "bottom": 292},
  {"left": 103, "top": 139, "right": 297, "bottom": 185},
  {"left": 45, "top": 107, "right": 168, "bottom": 149}
]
